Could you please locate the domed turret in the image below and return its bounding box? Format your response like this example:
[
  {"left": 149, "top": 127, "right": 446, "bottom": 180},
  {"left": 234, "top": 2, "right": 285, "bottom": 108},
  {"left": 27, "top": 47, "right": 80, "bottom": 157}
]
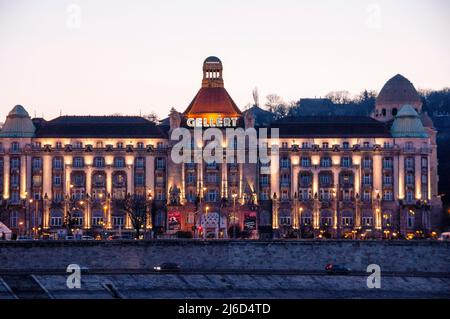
[
  {"left": 0, "top": 105, "right": 36, "bottom": 137},
  {"left": 184, "top": 57, "right": 241, "bottom": 117},
  {"left": 391, "top": 105, "right": 427, "bottom": 138},
  {"left": 373, "top": 74, "right": 422, "bottom": 122}
]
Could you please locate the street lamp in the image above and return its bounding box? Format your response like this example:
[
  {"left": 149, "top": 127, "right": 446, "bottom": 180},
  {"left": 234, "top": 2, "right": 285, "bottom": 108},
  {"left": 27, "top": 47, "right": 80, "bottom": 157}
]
[
  {"left": 332, "top": 188, "right": 340, "bottom": 239},
  {"left": 232, "top": 193, "right": 237, "bottom": 239},
  {"left": 298, "top": 207, "right": 303, "bottom": 239}
]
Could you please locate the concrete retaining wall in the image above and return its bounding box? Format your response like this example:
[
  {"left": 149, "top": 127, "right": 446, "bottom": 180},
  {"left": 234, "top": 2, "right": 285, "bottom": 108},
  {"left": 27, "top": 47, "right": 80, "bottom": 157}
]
[{"left": 1, "top": 240, "right": 449, "bottom": 273}]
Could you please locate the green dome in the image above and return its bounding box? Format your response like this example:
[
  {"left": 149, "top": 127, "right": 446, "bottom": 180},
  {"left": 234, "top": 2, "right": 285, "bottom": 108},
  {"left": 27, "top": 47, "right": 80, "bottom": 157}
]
[
  {"left": 0, "top": 105, "right": 36, "bottom": 138},
  {"left": 391, "top": 105, "right": 428, "bottom": 138}
]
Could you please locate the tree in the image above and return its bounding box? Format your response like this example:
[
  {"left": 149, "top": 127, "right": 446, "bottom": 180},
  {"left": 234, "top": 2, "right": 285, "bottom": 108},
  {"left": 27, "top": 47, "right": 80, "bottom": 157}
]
[
  {"left": 63, "top": 198, "right": 83, "bottom": 236},
  {"left": 0, "top": 200, "right": 10, "bottom": 224},
  {"left": 143, "top": 112, "right": 159, "bottom": 124},
  {"left": 119, "top": 194, "right": 151, "bottom": 239},
  {"left": 325, "top": 91, "right": 351, "bottom": 104},
  {"left": 265, "top": 94, "right": 284, "bottom": 113}
]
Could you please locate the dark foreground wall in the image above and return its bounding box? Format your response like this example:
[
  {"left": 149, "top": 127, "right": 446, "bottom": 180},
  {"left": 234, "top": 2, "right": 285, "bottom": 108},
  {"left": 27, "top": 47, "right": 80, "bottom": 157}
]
[{"left": 1, "top": 240, "right": 449, "bottom": 273}]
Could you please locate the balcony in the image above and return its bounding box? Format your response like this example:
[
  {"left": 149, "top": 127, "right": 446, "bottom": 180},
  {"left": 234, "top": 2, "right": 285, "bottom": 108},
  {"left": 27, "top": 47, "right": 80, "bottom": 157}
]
[
  {"left": 280, "top": 180, "right": 290, "bottom": 187},
  {"left": 403, "top": 147, "right": 416, "bottom": 153},
  {"left": 186, "top": 163, "right": 196, "bottom": 170}
]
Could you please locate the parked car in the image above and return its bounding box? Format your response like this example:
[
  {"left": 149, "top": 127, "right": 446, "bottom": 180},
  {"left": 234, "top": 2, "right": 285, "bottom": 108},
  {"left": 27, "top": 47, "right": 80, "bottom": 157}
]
[
  {"left": 325, "top": 264, "right": 351, "bottom": 274},
  {"left": 438, "top": 232, "right": 450, "bottom": 241},
  {"left": 81, "top": 236, "right": 95, "bottom": 240},
  {"left": 153, "top": 262, "right": 181, "bottom": 272},
  {"left": 65, "top": 235, "right": 74, "bottom": 240}
]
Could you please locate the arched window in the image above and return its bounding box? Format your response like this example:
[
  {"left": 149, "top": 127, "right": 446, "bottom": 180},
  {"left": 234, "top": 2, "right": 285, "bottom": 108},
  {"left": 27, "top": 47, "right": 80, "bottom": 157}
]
[
  {"left": 382, "top": 108, "right": 387, "bottom": 116},
  {"left": 392, "top": 108, "right": 398, "bottom": 116}
]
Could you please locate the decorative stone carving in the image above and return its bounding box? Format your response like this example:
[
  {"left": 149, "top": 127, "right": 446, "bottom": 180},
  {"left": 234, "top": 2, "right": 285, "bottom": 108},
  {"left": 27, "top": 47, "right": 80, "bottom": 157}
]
[
  {"left": 169, "top": 185, "right": 181, "bottom": 205},
  {"left": 169, "top": 108, "right": 181, "bottom": 131},
  {"left": 244, "top": 109, "right": 255, "bottom": 129}
]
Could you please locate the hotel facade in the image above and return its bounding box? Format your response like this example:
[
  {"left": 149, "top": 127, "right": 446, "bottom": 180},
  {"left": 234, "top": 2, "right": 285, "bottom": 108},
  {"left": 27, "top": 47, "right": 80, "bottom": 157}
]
[{"left": 0, "top": 57, "right": 443, "bottom": 239}]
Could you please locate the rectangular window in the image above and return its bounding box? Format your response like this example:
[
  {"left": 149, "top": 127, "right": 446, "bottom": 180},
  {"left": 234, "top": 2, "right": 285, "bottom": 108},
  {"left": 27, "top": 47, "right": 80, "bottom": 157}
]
[
  {"left": 135, "top": 174, "right": 145, "bottom": 186},
  {"left": 259, "top": 191, "right": 269, "bottom": 201},
  {"left": 407, "top": 215, "right": 415, "bottom": 229},
  {"left": 362, "top": 217, "right": 373, "bottom": 226},
  {"left": 187, "top": 173, "right": 195, "bottom": 184},
  {"left": 11, "top": 142, "right": 20, "bottom": 152},
  {"left": 135, "top": 158, "right": 145, "bottom": 169},
  {"left": 11, "top": 158, "right": 20, "bottom": 169},
  {"left": 383, "top": 191, "right": 393, "bottom": 201},
  {"left": 320, "top": 157, "right": 331, "bottom": 167},
  {"left": 341, "top": 157, "right": 351, "bottom": 168},
  {"left": 383, "top": 174, "right": 392, "bottom": 185},
  {"left": 156, "top": 189, "right": 165, "bottom": 201},
  {"left": 301, "top": 157, "right": 311, "bottom": 167},
  {"left": 50, "top": 217, "right": 63, "bottom": 227},
  {"left": 113, "top": 216, "right": 124, "bottom": 226},
  {"left": 10, "top": 211, "right": 18, "bottom": 228},
  {"left": 33, "top": 158, "right": 42, "bottom": 170},
  {"left": 92, "top": 217, "right": 104, "bottom": 227},
  {"left": 207, "top": 190, "right": 218, "bottom": 202},
  {"left": 53, "top": 175, "right": 61, "bottom": 186},
  {"left": 73, "top": 157, "right": 84, "bottom": 168},
  {"left": 363, "top": 191, "right": 371, "bottom": 202},
  {"left": 302, "top": 216, "right": 312, "bottom": 226},
  {"left": 362, "top": 158, "right": 372, "bottom": 169},
  {"left": 421, "top": 157, "right": 428, "bottom": 168},
  {"left": 406, "top": 191, "right": 414, "bottom": 202},
  {"left": 260, "top": 175, "right": 269, "bottom": 186},
  {"left": 405, "top": 158, "right": 414, "bottom": 169},
  {"left": 156, "top": 158, "right": 165, "bottom": 169},
  {"left": 342, "top": 217, "right": 354, "bottom": 226},
  {"left": 383, "top": 158, "right": 393, "bottom": 169},
  {"left": 53, "top": 158, "right": 62, "bottom": 169},
  {"left": 406, "top": 174, "right": 414, "bottom": 185},
  {"left": 280, "top": 216, "right": 291, "bottom": 226},
  {"left": 113, "top": 157, "right": 124, "bottom": 168},
  {"left": 299, "top": 189, "right": 312, "bottom": 201},
  {"left": 343, "top": 142, "right": 349, "bottom": 149},
  {"left": 421, "top": 174, "right": 428, "bottom": 184},
  {"left": 32, "top": 175, "right": 42, "bottom": 187},
  {"left": 281, "top": 158, "right": 290, "bottom": 168},
  {"left": 363, "top": 174, "right": 372, "bottom": 186},
  {"left": 321, "top": 217, "right": 332, "bottom": 227},
  {"left": 95, "top": 157, "right": 105, "bottom": 168},
  {"left": 11, "top": 175, "right": 19, "bottom": 187}
]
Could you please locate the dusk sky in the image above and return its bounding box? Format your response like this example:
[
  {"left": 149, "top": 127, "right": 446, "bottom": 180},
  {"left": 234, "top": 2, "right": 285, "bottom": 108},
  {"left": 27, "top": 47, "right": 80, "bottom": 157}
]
[{"left": 0, "top": 0, "right": 449, "bottom": 121}]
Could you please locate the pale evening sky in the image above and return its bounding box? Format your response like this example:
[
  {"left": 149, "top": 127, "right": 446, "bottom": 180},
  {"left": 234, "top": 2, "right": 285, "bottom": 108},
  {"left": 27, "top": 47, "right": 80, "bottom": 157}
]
[{"left": 0, "top": 0, "right": 449, "bottom": 122}]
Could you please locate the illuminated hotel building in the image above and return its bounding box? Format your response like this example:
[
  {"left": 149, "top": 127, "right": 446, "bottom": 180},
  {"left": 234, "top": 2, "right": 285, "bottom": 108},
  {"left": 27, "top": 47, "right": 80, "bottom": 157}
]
[{"left": 0, "top": 57, "right": 443, "bottom": 239}]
